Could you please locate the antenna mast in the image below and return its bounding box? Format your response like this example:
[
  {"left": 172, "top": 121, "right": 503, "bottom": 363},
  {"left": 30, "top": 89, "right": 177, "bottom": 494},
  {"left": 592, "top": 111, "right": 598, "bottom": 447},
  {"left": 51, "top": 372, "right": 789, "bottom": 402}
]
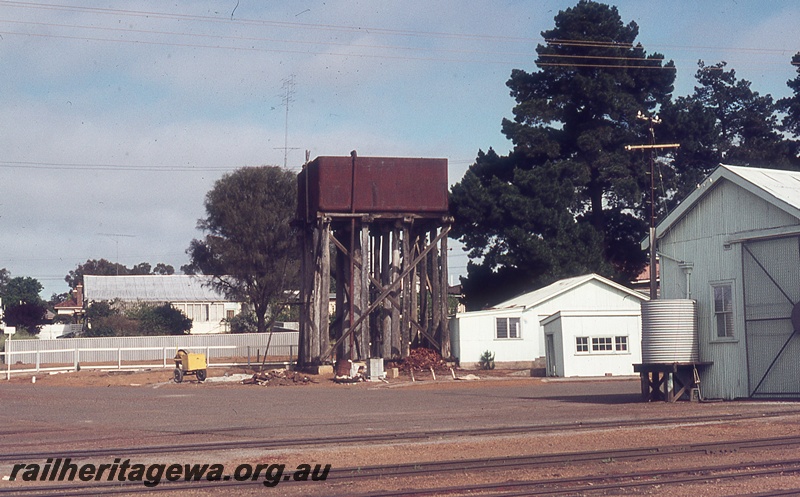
[{"left": 276, "top": 74, "right": 300, "bottom": 169}]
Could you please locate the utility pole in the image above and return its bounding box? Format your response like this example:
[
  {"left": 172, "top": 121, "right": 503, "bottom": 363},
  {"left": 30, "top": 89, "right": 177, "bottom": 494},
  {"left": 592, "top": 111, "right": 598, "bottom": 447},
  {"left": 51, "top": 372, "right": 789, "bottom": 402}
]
[{"left": 625, "top": 111, "right": 680, "bottom": 300}]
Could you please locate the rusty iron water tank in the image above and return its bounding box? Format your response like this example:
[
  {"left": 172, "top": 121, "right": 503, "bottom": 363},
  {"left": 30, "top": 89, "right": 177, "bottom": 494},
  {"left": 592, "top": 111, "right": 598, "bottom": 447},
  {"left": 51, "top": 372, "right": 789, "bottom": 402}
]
[{"left": 297, "top": 156, "right": 449, "bottom": 220}]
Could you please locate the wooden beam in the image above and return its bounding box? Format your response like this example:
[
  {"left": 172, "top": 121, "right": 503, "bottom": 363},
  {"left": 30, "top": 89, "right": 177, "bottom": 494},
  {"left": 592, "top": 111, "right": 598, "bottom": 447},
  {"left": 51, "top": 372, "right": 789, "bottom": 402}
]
[{"left": 322, "top": 225, "right": 451, "bottom": 360}]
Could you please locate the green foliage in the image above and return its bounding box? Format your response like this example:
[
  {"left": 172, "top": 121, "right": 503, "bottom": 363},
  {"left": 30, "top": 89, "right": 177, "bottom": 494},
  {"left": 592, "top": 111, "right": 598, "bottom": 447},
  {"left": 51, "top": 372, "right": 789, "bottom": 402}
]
[
  {"left": 3, "top": 302, "right": 47, "bottom": 334},
  {"left": 479, "top": 350, "right": 495, "bottom": 370},
  {"left": 228, "top": 310, "right": 257, "bottom": 334},
  {"left": 778, "top": 53, "right": 800, "bottom": 137},
  {"left": 85, "top": 301, "right": 191, "bottom": 336},
  {"left": 0, "top": 276, "right": 46, "bottom": 333},
  {"left": 184, "top": 166, "right": 300, "bottom": 334},
  {"left": 451, "top": 2, "right": 672, "bottom": 309},
  {"left": 65, "top": 259, "right": 176, "bottom": 289},
  {"left": 126, "top": 303, "right": 192, "bottom": 336},
  {"left": 2, "top": 276, "right": 44, "bottom": 309},
  {"left": 450, "top": 1, "right": 799, "bottom": 310}
]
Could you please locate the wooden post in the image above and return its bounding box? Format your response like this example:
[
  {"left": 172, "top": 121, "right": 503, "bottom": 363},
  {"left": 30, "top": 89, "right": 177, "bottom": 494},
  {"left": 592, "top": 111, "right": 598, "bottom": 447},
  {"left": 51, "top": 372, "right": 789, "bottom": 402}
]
[
  {"left": 439, "top": 226, "right": 451, "bottom": 359},
  {"left": 359, "top": 221, "right": 370, "bottom": 360},
  {"left": 391, "top": 225, "right": 401, "bottom": 358},
  {"left": 430, "top": 228, "right": 440, "bottom": 350},
  {"left": 418, "top": 231, "right": 429, "bottom": 343},
  {"left": 317, "top": 220, "right": 330, "bottom": 361},
  {"left": 401, "top": 221, "right": 412, "bottom": 357},
  {"left": 380, "top": 229, "right": 392, "bottom": 358},
  {"left": 335, "top": 230, "right": 346, "bottom": 361}
]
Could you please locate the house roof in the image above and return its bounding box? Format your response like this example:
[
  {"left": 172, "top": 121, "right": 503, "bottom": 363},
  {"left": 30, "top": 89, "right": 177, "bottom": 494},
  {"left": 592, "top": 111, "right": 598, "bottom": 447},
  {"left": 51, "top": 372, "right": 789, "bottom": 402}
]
[
  {"left": 83, "top": 275, "right": 233, "bottom": 303},
  {"left": 645, "top": 165, "right": 800, "bottom": 249},
  {"left": 491, "top": 273, "right": 647, "bottom": 311}
]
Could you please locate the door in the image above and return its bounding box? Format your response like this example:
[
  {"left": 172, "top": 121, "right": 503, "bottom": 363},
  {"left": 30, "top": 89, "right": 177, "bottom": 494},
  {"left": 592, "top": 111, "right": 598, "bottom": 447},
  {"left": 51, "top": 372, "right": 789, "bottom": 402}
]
[
  {"left": 545, "top": 334, "right": 557, "bottom": 377},
  {"left": 743, "top": 236, "right": 800, "bottom": 397}
]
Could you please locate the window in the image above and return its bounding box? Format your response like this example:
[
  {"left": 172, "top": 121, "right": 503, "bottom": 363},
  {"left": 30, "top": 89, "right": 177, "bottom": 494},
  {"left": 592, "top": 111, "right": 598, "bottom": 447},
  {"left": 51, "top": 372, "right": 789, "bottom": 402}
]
[
  {"left": 495, "top": 317, "right": 520, "bottom": 339},
  {"left": 592, "top": 337, "right": 613, "bottom": 351},
  {"left": 226, "top": 309, "right": 235, "bottom": 321},
  {"left": 576, "top": 336, "right": 628, "bottom": 354},
  {"left": 713, "top": 283, "right": 734, "bottom": 338}
]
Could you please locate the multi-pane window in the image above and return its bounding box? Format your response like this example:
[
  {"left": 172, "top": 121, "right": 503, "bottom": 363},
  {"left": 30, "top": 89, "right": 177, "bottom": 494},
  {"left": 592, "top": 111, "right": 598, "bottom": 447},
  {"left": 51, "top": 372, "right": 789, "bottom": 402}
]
[
  {"left": 576, "top": 336, "right": 628, "bottom": 353},
  {"left": 592, "top": 337, "right": 613, "bottom": 351},
  {"left": 495, "top": 317, "right": 520, "bottom": 339},
  {"left": 713, "top": 283, "right": 734, "bottom": 338}
]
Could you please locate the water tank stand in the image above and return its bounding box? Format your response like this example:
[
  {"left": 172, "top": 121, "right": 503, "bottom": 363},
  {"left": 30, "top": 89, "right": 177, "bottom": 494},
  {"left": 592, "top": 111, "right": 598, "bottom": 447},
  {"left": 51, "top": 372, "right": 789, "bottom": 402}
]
[{"left": 633, "top": 362, "right": 712, "bottom": 402}]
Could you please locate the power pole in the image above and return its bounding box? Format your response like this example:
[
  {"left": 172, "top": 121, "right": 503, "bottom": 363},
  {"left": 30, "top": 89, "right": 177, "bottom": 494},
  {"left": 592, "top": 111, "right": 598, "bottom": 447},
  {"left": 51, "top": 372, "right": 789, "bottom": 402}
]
[{"left": 625, "top": 111, "right": 680, "bottom": 300}]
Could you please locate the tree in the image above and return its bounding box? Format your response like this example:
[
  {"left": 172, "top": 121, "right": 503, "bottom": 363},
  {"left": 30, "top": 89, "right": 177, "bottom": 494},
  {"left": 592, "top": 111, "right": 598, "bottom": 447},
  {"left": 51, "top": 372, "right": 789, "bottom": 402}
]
[
  {"left": 129, "top": 303, "right": 192, "bottom": 336},
  {"left": 778, "top": 53, "right": 800, "bottom": 139},
  {"left": 451, "top": 1, "right": 675, "bottom": 309},
  {"left": 2, "top": 276, "right": 43, "bottom": 309},
  {"left": 1, "top": 276, "right": 46, "bottom": 333},
  {"left": 659, "top": 61, "right": 799, "bottom": 205},
  {"left": 3, "top": 303, "right": 47, "bottom": 333},
  {"left": 0, "top": 268, "right": 9, "bottom": 296},
  {"left": 184, "top": 166, "right": 299, "bottom": 333},
  {"left": 65, "top": 259, "right": 176, "bottom": 288}
]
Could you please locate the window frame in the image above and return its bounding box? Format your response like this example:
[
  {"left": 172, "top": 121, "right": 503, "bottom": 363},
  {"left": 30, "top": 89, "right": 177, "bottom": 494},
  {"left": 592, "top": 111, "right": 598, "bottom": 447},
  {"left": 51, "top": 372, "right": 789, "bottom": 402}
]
[
  {"left": 711, "top": 281, "right": 736, "bottom": 341},
  {"left": 495, "top": 317, "right": 521, "bottom": 340},
  {"left": 575, "top": 335, "right": 629, "bottom": 355},
  {"left": 591, "top": 336, "right": 613, "bottom": 352}
]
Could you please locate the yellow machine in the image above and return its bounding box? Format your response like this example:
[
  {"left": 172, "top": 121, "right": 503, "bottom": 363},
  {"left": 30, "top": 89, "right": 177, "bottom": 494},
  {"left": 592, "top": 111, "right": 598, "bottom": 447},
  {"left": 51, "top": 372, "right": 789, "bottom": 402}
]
[{"left": 173, "top": 349, "right": 207, "bottom": 383}]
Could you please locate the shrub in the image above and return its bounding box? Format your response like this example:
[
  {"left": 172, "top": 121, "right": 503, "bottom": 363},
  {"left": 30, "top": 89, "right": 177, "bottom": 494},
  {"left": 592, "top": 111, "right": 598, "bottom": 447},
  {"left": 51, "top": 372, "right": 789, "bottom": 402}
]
[{"left": 479, "top": 350, "right": 495, "bottom": 370}]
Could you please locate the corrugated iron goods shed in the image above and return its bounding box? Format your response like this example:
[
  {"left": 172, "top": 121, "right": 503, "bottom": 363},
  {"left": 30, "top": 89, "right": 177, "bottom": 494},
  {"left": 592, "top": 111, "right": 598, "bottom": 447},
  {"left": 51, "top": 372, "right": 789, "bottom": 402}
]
[
  {"left": 84, "top": 275, "right": 230, "bottom": 303},
  {"left": 654, "top": 165, "right": 800, "bottom": 400}
]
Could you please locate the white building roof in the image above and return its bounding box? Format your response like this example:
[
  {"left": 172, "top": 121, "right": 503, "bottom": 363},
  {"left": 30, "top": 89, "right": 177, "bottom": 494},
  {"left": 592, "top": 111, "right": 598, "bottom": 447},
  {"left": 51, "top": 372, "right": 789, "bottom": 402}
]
[
  {"left": 491, "top": 273, "right": 647, "bottom": 311},
  {"left": 646, "top": 165, "right": 800, "bottom": 249},
  {"left": 83, "top": 275, "right": 232, "bottom": 303}
]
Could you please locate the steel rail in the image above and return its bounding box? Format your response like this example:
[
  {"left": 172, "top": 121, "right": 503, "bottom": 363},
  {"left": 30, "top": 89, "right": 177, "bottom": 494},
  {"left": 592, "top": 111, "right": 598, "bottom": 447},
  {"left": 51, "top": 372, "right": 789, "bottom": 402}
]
[
  {"left": 4, "top": 408, "right": 800, "bottom": 463},
  {"left": 6, "top": 435, "right": 800, "bottom": 496}
]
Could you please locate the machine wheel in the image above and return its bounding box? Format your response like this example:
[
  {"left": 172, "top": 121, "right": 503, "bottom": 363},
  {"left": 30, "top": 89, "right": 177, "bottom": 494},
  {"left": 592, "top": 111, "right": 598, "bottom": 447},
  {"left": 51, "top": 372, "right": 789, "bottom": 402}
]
[
  {"left": 196, "top": 369, "right": 207, "bottom": 382},
  {"left": 173, "top": 368, "right": 184, "bottom": 383}
]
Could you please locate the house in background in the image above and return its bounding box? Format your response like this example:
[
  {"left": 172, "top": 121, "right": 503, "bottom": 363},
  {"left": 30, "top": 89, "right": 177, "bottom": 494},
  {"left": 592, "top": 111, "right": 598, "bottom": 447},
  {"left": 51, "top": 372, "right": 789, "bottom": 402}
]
[
  {"left": 451, "top": 273, "right": 647, "bottom": 372},
  {"left": 652, "top": 165, "right": 800, "bottom": 400},
  {"left": 83, "top": 275, "right": 242, "bottom": 334},
  {"left": 54, "top": 284, "right": 85, "bottom": 322}
]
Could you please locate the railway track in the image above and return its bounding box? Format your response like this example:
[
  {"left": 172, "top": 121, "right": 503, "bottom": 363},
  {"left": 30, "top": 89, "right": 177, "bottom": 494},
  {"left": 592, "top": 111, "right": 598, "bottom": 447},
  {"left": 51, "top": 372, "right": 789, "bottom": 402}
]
[
  {"left": 4, "top": 433, "right": 800, "bottom": 496},
  {"left": 3, "top": 407, "right": 800, "bottom": 464}
]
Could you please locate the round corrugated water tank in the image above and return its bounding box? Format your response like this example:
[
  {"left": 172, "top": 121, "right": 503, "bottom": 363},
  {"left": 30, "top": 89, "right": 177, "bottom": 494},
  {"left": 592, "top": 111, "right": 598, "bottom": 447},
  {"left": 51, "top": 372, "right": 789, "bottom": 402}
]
[{"left": 641, "top": 299, "right": 699, "bottom": 363}]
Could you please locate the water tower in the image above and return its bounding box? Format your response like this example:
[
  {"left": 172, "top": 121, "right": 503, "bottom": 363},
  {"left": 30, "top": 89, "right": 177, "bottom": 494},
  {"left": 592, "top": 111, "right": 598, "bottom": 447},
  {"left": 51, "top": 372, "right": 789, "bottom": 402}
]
[{"left": 296, "top": 153, "right": 452, "bottom": 367}]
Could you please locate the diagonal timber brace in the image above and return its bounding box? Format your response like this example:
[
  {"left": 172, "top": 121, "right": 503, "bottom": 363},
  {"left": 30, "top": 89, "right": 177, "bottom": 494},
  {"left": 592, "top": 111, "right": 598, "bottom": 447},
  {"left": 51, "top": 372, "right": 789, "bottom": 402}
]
[{"left": 322, "top": 225, "right": 450, "bottom": 361}]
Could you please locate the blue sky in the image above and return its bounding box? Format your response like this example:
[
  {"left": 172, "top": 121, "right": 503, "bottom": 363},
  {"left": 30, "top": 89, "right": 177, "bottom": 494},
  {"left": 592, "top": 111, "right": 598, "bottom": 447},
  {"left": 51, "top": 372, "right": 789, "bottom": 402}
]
[{"left": 0, "top": 0, "right": 798, "bottom": 298}]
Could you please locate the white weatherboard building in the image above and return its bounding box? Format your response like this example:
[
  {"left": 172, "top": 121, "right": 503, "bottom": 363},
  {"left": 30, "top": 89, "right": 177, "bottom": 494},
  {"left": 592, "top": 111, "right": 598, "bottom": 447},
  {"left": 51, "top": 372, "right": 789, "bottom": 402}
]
[
  {"left": 542, "top": 309, "right": 643, "bottom": 377},
  {"left": 83, "top": 275, "right": 242, "bottom": 334},
  {"left": 451, "top": 274, "right": 647, "bottom": 372},
  {"left": 651, "top": 165, "right": 800, "bottom": 400}
]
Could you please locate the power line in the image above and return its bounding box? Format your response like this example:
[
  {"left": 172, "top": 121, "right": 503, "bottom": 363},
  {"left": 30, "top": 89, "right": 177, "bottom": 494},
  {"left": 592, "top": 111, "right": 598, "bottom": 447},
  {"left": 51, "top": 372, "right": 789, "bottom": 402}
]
[{"left": 0, "top": 161, "right": 236, "bottom": 172}]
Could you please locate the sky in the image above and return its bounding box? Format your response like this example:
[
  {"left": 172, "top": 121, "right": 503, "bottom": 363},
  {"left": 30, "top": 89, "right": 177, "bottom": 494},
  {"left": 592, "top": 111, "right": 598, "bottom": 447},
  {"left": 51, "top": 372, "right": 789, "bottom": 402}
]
[{"left": 1, "top": 0, "right": 799, "bottom": 299}]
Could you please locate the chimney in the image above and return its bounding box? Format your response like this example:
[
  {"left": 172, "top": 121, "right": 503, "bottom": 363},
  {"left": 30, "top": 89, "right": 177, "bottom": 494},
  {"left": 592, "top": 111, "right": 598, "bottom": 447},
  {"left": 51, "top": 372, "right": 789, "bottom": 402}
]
[{"left": 76, "top": 284, "right": 84, "bottom": 308}]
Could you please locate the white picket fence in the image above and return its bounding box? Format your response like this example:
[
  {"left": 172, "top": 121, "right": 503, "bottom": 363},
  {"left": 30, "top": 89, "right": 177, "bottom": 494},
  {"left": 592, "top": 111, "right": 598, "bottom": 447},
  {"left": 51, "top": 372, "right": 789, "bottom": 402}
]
[{"left": 1, "top": 332, "right": 298, "bottom": 379}]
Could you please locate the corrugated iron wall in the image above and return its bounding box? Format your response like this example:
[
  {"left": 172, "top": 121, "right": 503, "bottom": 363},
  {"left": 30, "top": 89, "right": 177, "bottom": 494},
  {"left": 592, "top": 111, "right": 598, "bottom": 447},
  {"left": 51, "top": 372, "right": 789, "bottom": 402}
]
[{"left": 743, "top": 236, "right": 800, "bottom": 397}]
